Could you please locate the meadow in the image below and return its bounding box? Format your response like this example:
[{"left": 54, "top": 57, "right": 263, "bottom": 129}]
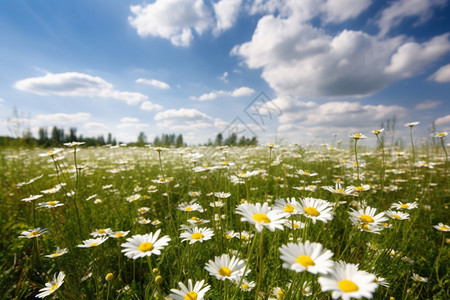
[{"left": 0, "top": 131, "right": 449, "bottom": 299}]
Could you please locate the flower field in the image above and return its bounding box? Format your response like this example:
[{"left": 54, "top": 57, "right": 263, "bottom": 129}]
[{"left": 0, "top": 136, "right": 449, "bottom": 299}]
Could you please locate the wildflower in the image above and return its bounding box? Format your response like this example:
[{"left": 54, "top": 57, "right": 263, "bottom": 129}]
[
  {"left": 105, "top": 273, "right": 114, "bottom": 282},
  {"left": 296, "top": 170, "right": 318, "bottom": 176},
  {"left": 433, "top": 223, "right": 450, "bottom": 232},
  {"left": 236, "top": 202, "right": 288, "bottom": 232},
  {"left": 39, "top": 148, "right": 64, "bottom": 157},
  {"left": 350, "top": 133, "right": 367, "bottom": 140},
  {"left": 240, "top": 280, "right": 256, "bottom": 291},
  {"left": 36, "top": 271, "right": 65, "bottom": 298},
  {"left": 349, "top": 206, "right": 388, "bottom": 234},
  {"left": 284, "top": 220, "right": 305, "bottom": 230},
  {"left": 293, "top": 185, "right": 317, "bottom": 192},
  {"left": 433, "top": 131, "right": 448, "bottom": 138},
  {"left": 318, "top": 261, "right": 377, "bottom": 300},
  {"left": 279, "top": 241, "right": 334, "bottom": 274},
  {"left": 215, "top": 192, "right": 231, "bottom": 199},
  {"left": 239, "top": 230, "right": 254, "bottom": 241},
  {"left": 77, "top": 237, "right": 109, "bottom": 248},
  {"left": 41, "top": 183, "right": 65, "bottom": 194},
  {"left": 45, "top": 247, "right": 68, "bottom": 258},
  {"left": 348, "top": 184, "right": 370, "bottom": 192},
  {"left": 188, "top": 191, "right": 201, "bottom": 197},
  {"left": 37, "top": 200, "right": 65, "bottom": 209},
  {"left": 273, "top": 198, "right": 301, "bottom": 215},
  {"left": 187, "top": 217, "right": 210, "bottom": 225},
  {"left": 375, "top": 277, "right": 389, "bottom": 288},
  {"left": 411, "top": 273, "right": 428, "bottom": 282},
  {"left": 170, "top": 279, "right": 210, "bottom": 300},
  {"left": 404, "top": 122, "right": 419, "bottom": 127},
  {"left": 322, "top": 183, "right": 357, "bottom": 196},
  {"left": 180, "top": 227, "right": 214, "bottom": 244},
  {"left": 224, "top": 230, "right": 239, "bottom": 239},
  {"left": 298, "top": 198, "right": 333, "bottom": 224},
  {"left": 90, "top": 228, "right": 111, "bottom": 237},
  {"left": 21, "top": 194, "right": 43, "bottom": 202},
  {"left": 390, "top": 201, "right": 418, "bottom": 210},
  {"left": 138, "top": 207, "right": 150, "bottom": 214},
  {"left": 151, "top": 219, "right": 161, "bottom": 226},
  {"left": 205, "top": 253, "right": 249, "bottom": 281},
  {"left": 108, "top": 230, "right": 130, "bottom": 239},
  {"left": 267, "top": 142, "right": 280, "bottom": 148},
  {"left": 209, "top": 200, "right": 225, "bottom": 208},
  {"left": 63, "top": 141, "right": 85, "bottom": 147},
  {"left": 178, "top": 201, "right": 204, "bottom": 212},
  {"left": 121, "top": 229, "right": 171, "bottom": 259},
  {"left": 372, "top": 128, "right": 384, "bottom": 135},
  {"left": 19, "top": 228, "right": 48, "bottom": 239},
  {"left": 385, "top": 210, "right": 410, "bottom": 220},
  {"left": 126, "top": 194, "right": 141, "bottom": 203}
]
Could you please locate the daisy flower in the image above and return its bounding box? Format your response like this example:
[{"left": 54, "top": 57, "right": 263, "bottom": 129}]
[
  {"left": 18, "top": 227, "right": 48, "bottom": 239},
  {"left": 235, "top": 202, "right": 288, "bottom": 232},
  {"left": 90, "top": 228, "right": 111, "bottom": 237},
  {"left": 433, "top": 223, "right": 450, "bottom": 232},
  {"left": 126, "top": 194, "right": 141, "bottom": 203},
  {"left": 433, "top": 131, "right": 448, "bottom": 138},
  {"left": 279, "top": 240, "right": 334, "bottom": 274},
  {"left": 138, "top": 207, "right": 150, "bottom": 214},
  {"left": 293, "top": 185, "right": 317, "bottom": 192},
  {"left": 296, "top": 169, "right": 318, "bottom": 177},
  {"left": 390, "top": 201, "right": 418, "bottom": 210},
  {"left": 138, "top": 218, "right": 152, "bottom": 225},
  {"left": 187, "top": 217, "right": 210, "bottom": 226},
  {"left": 273, "top": 198, "right": 301, "bottom": 215},
  {"left": 77, "top": 237, "right": 109, "bottom": 248},
  {"left": 318, "top": 261, "right": 378, "bottom": 300},
  {"left": 209, "top": 200, "right": 225, "bottom": 208},
  {"left": 350, "top": 133, "right": 367, "bottom": 140},
  {"left": 178, "top": 201, "right": 204, "bottom": 212},
  {"left": 404, "top": 122, "right": 419, "bottom": 127},
  {"left": 411, "top": 273, "right": 428, "bottom": 282},
  {"left": 348, "top": 184, "right": 371, "bottom": 192},
  {"left": 21, "top": 194, "right": 43, "bottom": 202},
  {"left": 121, "top": 229, "right": 171, "bottom": 259},
  {"left": 214, "top": 192, "right": 231, "bottom": 199},
  {"left": 180, "top": 227, "right": 214, "bottom": 244},
  {"left": 224, "top": 230, "right": 239, "bottom": 239},
  {"left": 349, "top": 206, "right": 388, "bottom": 234},
  {"left": 284, "top": 220, "right": 305, "bottom": 230},
  {"left": 108, "top": 230, "right": 130, "bottom": 239},
  {"left": 170, "top": 279, "right": 210, "bottom": 300},
  {"left": 239, "top": 230, "right": 254, "bottom": 241},
  {"left": 188, "top": 191, "right": 201, "bottom": 197},
  {"left": 39, "top": 148, "right": 64, "bottom": 157},
  {"left": 36, "top": 271, "right": 65, "bottom": 298},
  {"left": 385, "top": 210, "right": 410, "bottom": 220},
  {"left": 45, "top": 247, "right": 68, "bottom": 258},
  {"left": 36, "top": 201, "right": 64, "bottom": 209},
  {"left": 322, "top": 183, "right": 357, "bottom": 196},
  {"left": 298, "top": 198, "right": 333, "bottom": 224},
  {"left": 205, "top": 254, "right": 249, "bottom": 281},
  {"left": 372, "top": 128, "right": 384, "bottom": 135},
  {"left": 240, "top": 280, "right": 256, "bottom": 291}
]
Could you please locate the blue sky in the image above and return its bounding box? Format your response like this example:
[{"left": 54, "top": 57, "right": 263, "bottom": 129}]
[{"left": 1, "top": 0, "right": 450, "bottom": 145}]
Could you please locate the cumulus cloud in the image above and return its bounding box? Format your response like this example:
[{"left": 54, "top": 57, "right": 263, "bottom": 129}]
[
  {"left": 136, "top": 78, "right": 170, "bottom": 89},
  {"left": 415, "top": 100, "right": 442, "bottom": 110},
  {"left": 14, "top": 72, "right": 147, "bottom": 105},
  {"left": 117, "top": 123, "right": 150, "bottom": 129},
  {"left": 194, "top": 86, "right": 255, "bottom": 101},
  {"left": 429, "top": 63, "right": 450, "bottom": 82},
  {"left": 0, "top": 97, "right": 4, "bottom": 103},
  {"left": 154, "top": 108, "right": 218, "bottom": 133},
  {"left": 213, "top": 0, "right": 242, "bottom": 35},
  {"left": 154, "top": 108, "right": 212, "bottom": 122},
  {"left": 140, "top": 101, "right": 163, "bottom": 111},
  {"left": 83, "top": 122, "right": 109, "bottom": 130},
  {"left": 377, "top": 0, "right": 447, "bottom": 37},
  {"left": 120, "top": 117, "right": 139, "bottom": 123},
  {"left": 232, "top": 5, "right": 450, "bottom": 98},
  {"left": 321, "top": 0, "right": 372, "bottom": 23},
  {"left": 129, "top": 0, "right": 213, "bottom": 47},
  {"left": 435, "top": 114, "right": 450, "bottom": 125}
]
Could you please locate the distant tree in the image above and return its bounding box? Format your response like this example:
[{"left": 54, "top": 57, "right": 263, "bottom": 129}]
[
  {"left": 224, "top": 133, "right": 237, "bottom": 146},
  {"left": 176, "top": 134, "right": 184, "bottom": 147},
  {"left": 68, "top": 127, "right": 77, "bottom": 142},
  {"left": 214, "top": 133, "right": 223, "bottom": 146},
  {"left": 137, "top": 132, "right": 147, "bottom": 146},
  {"left": 107, "top": 133, "right": 112, "bottom": 145}
]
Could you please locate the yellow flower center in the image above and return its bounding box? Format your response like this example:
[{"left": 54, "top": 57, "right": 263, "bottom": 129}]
[
  {"left": 184, "top": 291, "right": 198, "bottom": 300},
  {"left": 116, "top": 232, "right": 124, "bottom": 237},
  {"left": 304, "top": 207, "right": 320, "bottom": 217},
  {"left": 355, "top": 186, "right": 365, "bottom": 191},
  {"left": 416, "top": 276, "right": 423, "bottom": 281},
  {"left": 400, "top": 204, "right": 409, "bottom": 209},
  {"left": 98, "top": 229, "right": 106, "bottom": 234},
  {"left": 338, "top": 280, "right": 359, "bottom": 292},
  {"left": 392, "top": 214, "right": 402, "bottom": 219},
  {"left": 53, "top": 252, "right": 59, "bottom": 256},
  {"left": 440, "top": 225, "right": 449, "bottom": 230},
  {"left": 252, "top": 213, "right": 271, "bottom": 223},
  {"left": 438, "top": 132, "right": 445, "bottom": 137},
  {"left": 354, "top": 134, "right": 361, "bottom": 138},
  {"left": 185, "top": 207, "right": 192, "bottom": 211},
  {"left": 359, "top": 215, "right": 374, "bottom": 223},
  {"left": 48, "top": 201, "right": 56, "bottom": 206},
  {"left": 242, "top": 283, "right": 249, "bottom": 290},
  {"left": 226, "top": 234, "right": 232, "bottom": 239},
  {"left": 337, "top": 189, "right": 345, "bottom": 194},
  {"left": 50, "top": 283, "right": 58, "bottom": 291},
  {"left": 296, "top": 255, "right": 315, "bottom": 269},
  {"left": 218, "top": 267, "right": 232, "bottom": 277},
  {"left": 191, "top": 232, "right": 204, "bottom": 240},
  {"left": 293, "top": 223, "right": 300, "bottom": 228},
  {"left": 138, "top": 242, "right": 154, "bottom": 252},
  {"left": 284, "top": 204, "right": 295, "bottom": 213},
  {"left": 223, "top": 161, "right": 229, "bottom": 165},
  {"left": 90, "top": 242, "right": 98, "bottom": 246},
  {"left": 30, "top": 231, "right": 39, "bottom": 236}
]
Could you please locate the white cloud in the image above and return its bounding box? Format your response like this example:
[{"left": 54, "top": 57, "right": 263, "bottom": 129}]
[
  {"left": 429, "top": 63, "right": 450, "bottom": 82},
  {"left": 14, "top": 72, "right": 147, "bottom": 105},
  {"left": 321, "top": 0, "right": 372, "bottom": 23},
  {"left": 195, "top": 86, "right": 255, "bottom": 101},
  {"left": 415, "top": 100, "right": 442, "bottom": 110},
  {"left": 219, "top": 71, "right": 229, "bottom": 82},
  {"left": 136, "top": 78, "right": 170, "bottom": 89},
  {"left": 377, "top": 0, "right": 446, "bottom": 37},
  {"left": 435, "top": 114, "right": 450, "bottom": 125},
  {"left": 35, "top": 112, "right": 91, "bottom": 125},
  {"left": 213, "top": 0, "right": 242, "bottom": 35},
  {"left": 140, "top": 101, "right": 163, "bottom": 111},
  {"left": 232, "top": 7, "right": 450, "bottom": 98},
  {"left": 120, "top": 117, "right": 139, "bottom": 123},
  {"left": 83, "top": 122, "right": 109, "bottom": 130},
  {"left": 129, "top": 0, "right": 213, "bottom": 47},
  {"left": 154, "top": 108, "right": 212, "bottom": 122},
  {"left": 0, "top": 97, "right": 4, "bottom": 103},
  {"left": 117, "top": 123, "right": 150, "bottom": 129}
]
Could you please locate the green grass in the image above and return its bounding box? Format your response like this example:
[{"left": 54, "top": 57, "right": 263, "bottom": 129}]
[{"left": 0, "top": 142, "right": 449, "bottom": 299}]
